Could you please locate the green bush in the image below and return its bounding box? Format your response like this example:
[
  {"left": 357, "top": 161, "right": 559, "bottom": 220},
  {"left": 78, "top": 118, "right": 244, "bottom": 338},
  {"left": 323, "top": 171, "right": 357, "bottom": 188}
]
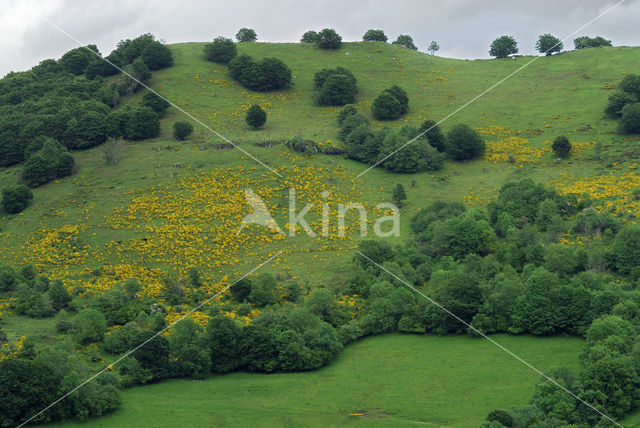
[
  {"left": 141, "top": 91, "right": 170, "bottom": 115},
  {"left": 610, "top": 226, "right": 640, "bottom": 273},
  {"left": 418, "top": 120, "right": 446, "bottom": 152},
  {"left": 203, "top": 37, "right": 237, "bottom": 63},
  {"left": 618, "top": 74, "right": 640, "bottom": 97},
  {"left": 141, "top": 41, "right": 173, "bottom": 70},
  {"left": 125, "top": 107, "right": 160, "bottom": 140},
  {"left": 337, "top": 104, "right": 358, "bottom": 125},
  {"left": 489, "top": 36, "right": 518, "bottom": 58},
  {"left": 619, "top": 102, "right": 640, "bottom": 134},
  {"left": 59, "top": 49, "right": 90, "bottom": 75},
  {"left": 551, "top": 135, "right": 572, "bottom": 158},
  {"left": 317, "top": 29, "right": 342, "bottom": 50},
  {"left": 605, "top": 91, "right": 638, "bottom": 117},
  {"left": 445, "top": 124, "right": 485, "bottom": 160},
  {"left": 173, "top": 121, "right": 194, "bottom": 140},
  {"left": 371, "top": 86, "right": 409, "bottom": 120},
  {"left": 300, "top": 31, "right": 319, "bottom": 43},
  {"left": 363, "top": 29, "right": 387, "bottom": 42},
  {"left": 228, "top": 55, "right": 292, "bottom": 91},
  {"left": 22, "top": 138, "right": 75, "bottom": 187},
  {"left": 339, "top": 113, "right": 370, "bottom": 140},
  {"left": 245, "top": 104, "right": 267, "bottom": 129},
  {"left": 316, "top": 74, "right": 357, "bottom": 106},
  {"left": 392, "top": 35, "right": 417, "bottom": 50},
  {"left": 1, "top": 185, "right": 33, "bottom": 214},
  {"left": 236, "top": 28, "right": 257, "bottom": 42}
]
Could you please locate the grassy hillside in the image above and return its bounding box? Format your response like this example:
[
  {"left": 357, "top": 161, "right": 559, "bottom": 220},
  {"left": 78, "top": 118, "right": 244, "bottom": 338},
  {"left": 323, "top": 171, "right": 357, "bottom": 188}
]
[
  {"left": 51, "top": 334, "right": 584, "bottom": 428},
  {"left": 1, "top": 42, "right": 639, "bottom": 301}
]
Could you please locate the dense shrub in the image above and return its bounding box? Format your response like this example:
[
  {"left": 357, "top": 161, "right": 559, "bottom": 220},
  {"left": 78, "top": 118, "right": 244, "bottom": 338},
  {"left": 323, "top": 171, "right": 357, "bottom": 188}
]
[
  {"left": 372, "top": 86, "right": 409, "bottom": 120},
  {"left": 618, "top": 74, "right": 640, "bottom": 97},
  {"left": 444, "top": 124, "right": 485, "bottom": 160},
  {"left": 536, "top": 34, "right": 562, "bottom": 55},
  {"left": 574, "top": 36, "right": 612, "bottom": 49},
  {"left": 141, "top": 41, "right": 173, "bottom": 70},
  {"left": 392, "top": 35, "right": 417, "bottom": 50},
  {"left": 173, "top": 121, "right": 194, "bottom": 140},
  {"left": 203, "top": 37, "right": 237, "bottom": 63},
  {"left": 619, "top": 102, "right": 640, "bottom": 134},
  {"left": 489, "top": 36, "right": 518, "bottom": 58},
  {"left": 363, "top": 29, "right": 387, "bottom": 42},
  {"left": 22, "top": 138, "right": 75, "bottom": 187},
  {"left": 610, "top": 225, "right": 640, "bottom": 273},
  {"left": 317, "top": 28, "right": 342, "bottom": 50},
  {"left": 337, "top": 104, "right": 358, "bottom": 125},
  {"left": 245, "top": 104, "right": 267, "bottom": 129},
  {"left": 227, "top": 55, "right": 291, "bottom": 91},
  {"left": 418, "top": 120, "right": 446, "bottom": 152},
  {"left": 1, "top": 185, "right": 33, "bottom": 214},
  {"left": 125, "top": 107, "right": 160, "bottom": 140},
  {"left": 551, "top": 135, "right": 571, "bottom": 158},
  {"left": 236, "top": 28, "right": 257, "bottom": 42},
  {"left": 605, "top": 91, "right": 638, "bottom": 117},
  {"left": 141, "top": 91, "right": 170, "bottom": 115},
  {"left": 314, "top": 67, "right": 357, "bottom": 106},
  {"left": 59, "top": 48, "right": 91, "bottom": 75},
  {"left": 338, "top": 112, "right": 370, "bottom": 141},
  {"left": 300, "top": 31, "right": 319, "bottom": 43}
]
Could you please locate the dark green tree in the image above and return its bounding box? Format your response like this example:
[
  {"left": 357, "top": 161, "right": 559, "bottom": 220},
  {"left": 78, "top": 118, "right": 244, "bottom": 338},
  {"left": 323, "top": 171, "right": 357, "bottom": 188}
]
[
  {"left": 619, "top": 102, "right": 640, "bottom": 134},
  {"left": 141, "top": 91, "right": 170, "bottom": 115},
  {"left": 1, "top": 185, "right": 33, "bottom": 214},
  {"left": 605, "top": 91, "right": 638, "bottom": 117},
  {"left": 300, "top": 31, "right": 319, "bottom": 43},
  {"left": 245, "top": 104, "right": 267, "bottom": 129},
  {"left": 610, "top": 225, "right": 640, "bottom": 273},
  {"left": 445, "top": 124, "right": 486, "bottom": 160},
  {"left": 49, "top": 279, "right": 71, "bottom": 310},
  {"left": 141, "top": 41, "right": 173, "bottom": 70},
  {"left": 392, "top": 183, "right": 407, "bottom": 206},
  {"left": 419, "top": 120, "right": 446, "bottom": 152},
  {"left": 248, "top": 273, "right": 278, "bottom": 306},
  {"left": 125, "top": 107, "right": 160, "bottom": 140},
  {"left": 72, "top": 308, "right": 107, "bottom": 345},
  {"left": 317, "top": 28, "right": 342, "bottom": 50},
  {"left": 363, "top": 29, "right": 387, "bottom": 42},
  {"left": 203, "top": 37, "right": 237, "bottom": 63},
  {"left": 173, "top": 121, "right": 194, "bottom": 140},
  {"left": 552, "top": 135, "right": 572, "bottom": 158},
  {"left": 536, "top": 34, "right": 563, "bottom": 55},
  {"left": 236, "top": 28, "right": 257, "bottom": 42},
  {"left": 489, "top": 36, "right": 518, "bottom": 58},
  {"left": 392, "top": 35, "right": 417, "bottom": 50}
]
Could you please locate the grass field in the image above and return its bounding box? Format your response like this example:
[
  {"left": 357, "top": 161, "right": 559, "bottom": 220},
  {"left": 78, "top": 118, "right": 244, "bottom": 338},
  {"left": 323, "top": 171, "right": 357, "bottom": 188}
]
[{"left": 51, "top": 333, "right": 584, "bottom": 428}]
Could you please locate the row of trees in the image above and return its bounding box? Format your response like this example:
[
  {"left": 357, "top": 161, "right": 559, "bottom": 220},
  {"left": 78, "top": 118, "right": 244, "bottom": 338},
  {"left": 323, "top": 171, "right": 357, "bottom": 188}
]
[{"left": 489, "top": 34, "right": 612, "bottom": 58}]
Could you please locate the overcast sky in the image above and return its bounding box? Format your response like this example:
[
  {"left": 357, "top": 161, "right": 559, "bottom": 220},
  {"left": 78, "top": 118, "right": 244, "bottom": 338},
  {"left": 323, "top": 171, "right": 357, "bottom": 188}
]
[{"left": 1, "top": 0, "right": 639, "bottom": 77}]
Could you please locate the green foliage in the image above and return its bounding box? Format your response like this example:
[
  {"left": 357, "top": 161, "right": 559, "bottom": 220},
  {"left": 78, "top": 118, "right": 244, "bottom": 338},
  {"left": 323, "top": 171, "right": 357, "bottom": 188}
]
[
  {"left": 551, "top": 135, "right": 571, "bottom": 158},
  {"left": 317, "top": 28, "right": 342, "bottom": 50},
  {"left": 249, "top": 273, "right": 278, "bottom": 306},
  {"left": 227, "top": 55, "right": 292, "bottom": 91},
  {"left": 372, "top": 85, "right": 409, "bottom": 120},
  {"left": 605, "top": 91, "right": 638, "bottom": 117},
  {"left": 392, "top": 34, "right": 417, "bottom": 50},
  {"left": 125, "top": 107, "right": 161, "bottom": 140},
  {"left": 314, "top": 67, "right": 358, "bottom": 106},
  {"left": 428, "top": 41, "right": 440, "bottom": 55},
  {"left": 339, "top": 112, "right": 370, "bottom": 141},
  {"left": 141, "top": 41, "right": 173, "bottom": 70},
  {"left": 60, "top": 48, "right": 92, "bottom": 75},
  {"left": 49, "top": 279, "right": 71, "bottom": 310},
  {"left": 22, "top": 138, "right": 75, "bottom": 187},
  {"left": 419, "top": 120, "right": 446, "bottom": 151},
  {"left": 173, "top": 121, "right": 194, "bottom": 140},
  {"left": 245, "top": 104, "right": 267, "bottom": 129},
  {"left": 574, "top": 36, "right": 612, "bottom": 49},
  {"left": 610, "top": 225, "right": 640, "bottom": 273},
  {"left": 203, "top": 37, "right": 237, "bottom": 63},
  {"left": 1, "top": 185, "right": 33, "bottom": 214},
  {"left": 618, "top": 74, "right": 640, "bottom": 97},
  {"left": 489, "top": 36, "right": 518, "bottom": 58},
  {"left": 141, "top": 91, "right": 170, "bottom": 115},
  {"left": 536, "top": 34, "right": 563, "bottom": 55},
  {"left": 392, "top": 183, "right": 407, "bottom": 205},
  {"left": 363, "top": 29, "right": 387, "bottom": 42},
  {"left": 206, "top": 315, "right": 243, "bottom": 372},
  {"left": 72, "top": 308, "right": 107, "bottom": 345},
  {"left": 300, "top": 31, "right": 319, "bottom": 43},
  {"left": 236, "top": 28, "right": 257, "bottom": 43},
  {"left": 619, "top": 102, "right": 640, "bottom": 134},
  {"left": 336, "top": 104, "right": 357, "bottom": 125},
  {"left": 445, "top": 124, "right": 486, "bottom": 160}
]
